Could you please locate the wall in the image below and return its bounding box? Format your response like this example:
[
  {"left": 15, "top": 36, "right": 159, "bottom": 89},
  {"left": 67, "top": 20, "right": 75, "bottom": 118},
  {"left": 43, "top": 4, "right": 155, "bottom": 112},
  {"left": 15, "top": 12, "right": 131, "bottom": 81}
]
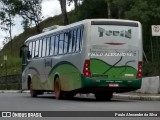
[
  {"left": 0, "top": 74, "right": 21, "bottom": 90},
  {"left": 136, "top": 76, "right": 160, "bottom": 94}
]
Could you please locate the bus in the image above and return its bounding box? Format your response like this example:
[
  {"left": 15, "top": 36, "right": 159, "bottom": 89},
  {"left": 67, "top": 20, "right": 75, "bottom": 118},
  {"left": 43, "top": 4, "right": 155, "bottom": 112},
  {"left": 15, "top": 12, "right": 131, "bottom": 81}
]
[{"left": 20, "top": 19, "right": 143, "bottom": 100}]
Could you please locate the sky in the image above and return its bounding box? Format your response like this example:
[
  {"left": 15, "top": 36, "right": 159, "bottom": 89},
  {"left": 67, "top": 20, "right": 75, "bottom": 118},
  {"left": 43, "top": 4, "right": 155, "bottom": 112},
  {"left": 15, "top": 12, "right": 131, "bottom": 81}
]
[{"left": 0, "top": 0, "right": 74, "bottom": 48}]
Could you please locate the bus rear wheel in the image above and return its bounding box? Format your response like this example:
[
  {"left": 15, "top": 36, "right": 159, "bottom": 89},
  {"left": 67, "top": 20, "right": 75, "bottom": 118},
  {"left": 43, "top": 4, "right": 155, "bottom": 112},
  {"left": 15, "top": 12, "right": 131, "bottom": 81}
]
[
  {"left": 95, "top": 92, "right": 113, "bottom": 101},
  {"left": 54, "top": 77, "right": 64, "bottom": 100},
  {"left": 29, "top": 81, "right": 37, "bottom": 97}
]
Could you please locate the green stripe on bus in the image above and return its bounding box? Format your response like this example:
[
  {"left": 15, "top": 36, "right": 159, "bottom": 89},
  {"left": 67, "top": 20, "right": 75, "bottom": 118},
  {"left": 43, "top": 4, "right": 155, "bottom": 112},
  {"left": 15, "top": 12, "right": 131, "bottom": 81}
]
[{"left": 90, "top": 58, "right": 137, "bottom": 79}]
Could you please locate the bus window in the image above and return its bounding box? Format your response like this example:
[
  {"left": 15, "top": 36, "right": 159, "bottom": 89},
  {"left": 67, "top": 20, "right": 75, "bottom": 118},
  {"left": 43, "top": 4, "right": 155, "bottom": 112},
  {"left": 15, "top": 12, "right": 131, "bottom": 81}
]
[
  {"left": 79, "top": 27, "right": 83, "bottom": 50},
  {"left": 64, "top": 32, "right": 68, "bottom": 54},
  {"left": 32, "top": 42, "right": 35, "bottom": 58},
  {"left": 59, "top": 33, "right": 64, "bottom": 54},
  {"left": 68, "top": 31, "right": 73, "bottom": 53},
  {"left": 39, "top": 40, "right": 42, "bottom": 57},
  {"left": 42, "top": 38, "right": 47, "bottom": 57},
  {"left": 50, "top": 36, "right": 55, "bottom": 56},
  {"left": 55, "top": 35, "right": 59, "bottom": 55},
  {"left": 28, "top": 42, "right": 32, "bottom": 58},
  {"left": 35, "top": 40, "right": 39, "bottom": 57},
  {"left": 46, "top": 37, "right": 51, "bottom": 56},
  {"left": 72, "top": 29, "right": 77, "bottom": 52},
  {"left": 76, "top": 28, "right": 81, "bottom": 51}
]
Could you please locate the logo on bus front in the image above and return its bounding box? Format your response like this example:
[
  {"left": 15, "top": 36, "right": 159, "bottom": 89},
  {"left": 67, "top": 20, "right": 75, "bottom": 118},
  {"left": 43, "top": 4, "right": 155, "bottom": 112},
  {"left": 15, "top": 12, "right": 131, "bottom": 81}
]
[{"left": 98, "top": 27, "right": 132, "bottom": 39}]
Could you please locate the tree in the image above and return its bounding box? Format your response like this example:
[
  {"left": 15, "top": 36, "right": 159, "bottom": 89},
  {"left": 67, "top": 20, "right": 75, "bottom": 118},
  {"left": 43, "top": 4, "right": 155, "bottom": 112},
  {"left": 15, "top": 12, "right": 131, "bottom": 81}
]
[
  {"left": 105, "top": 0, "right": 112, "bottom": 18},
  {"left": 1, "top": 0, "right": 42, "bottom": 33},
  {"left": 14, "top": 0, "right": 42, "bottom": 33},
  {"left": 59, "top": 0, "right": 69, "bottom": 25},
  {"left": 0, "top": 0, "right": 15, "bottom": 50},
  {"left": 113, "top": 0, "right": 133, "bottom": 19},
  {"left": 68, "top": 0, "right": 82, "bottom": 9},
  {"left": 125, "top": 0, "right": 160, "bottom": 75},
  {"left": 21, "top": 19, "right": 29, "bottom": 31},
  {"left": 69, "top": 0, "right": 108, "bottom": 22}
]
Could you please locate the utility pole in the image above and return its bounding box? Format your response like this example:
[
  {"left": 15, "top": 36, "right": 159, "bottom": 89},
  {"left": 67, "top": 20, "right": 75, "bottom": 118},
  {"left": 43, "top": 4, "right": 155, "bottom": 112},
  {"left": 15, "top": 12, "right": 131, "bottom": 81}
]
[{"left": 4, "top": 55, "right": 7, "bottom": 90}]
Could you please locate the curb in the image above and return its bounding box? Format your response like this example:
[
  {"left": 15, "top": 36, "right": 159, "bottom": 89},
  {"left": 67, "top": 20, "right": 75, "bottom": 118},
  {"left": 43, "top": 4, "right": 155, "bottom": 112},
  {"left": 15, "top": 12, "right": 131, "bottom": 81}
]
[
  {"left": 0, "top": 90, "right": 30, "bottom": 93},
  {"left": 113, "top": 94, "right": 160, "bottom": 101}
]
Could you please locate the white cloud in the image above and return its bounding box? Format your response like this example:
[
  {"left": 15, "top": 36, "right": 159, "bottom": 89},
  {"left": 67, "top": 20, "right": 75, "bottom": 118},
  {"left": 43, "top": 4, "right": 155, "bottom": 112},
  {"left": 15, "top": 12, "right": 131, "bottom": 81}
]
[
  {"left": 42, "top": 0, "right": 74, "bottom": 19},
  {"left": 12, "top": 16, "right": 23, "bottom": 37},
  {"left": 42, "top": 0, "right": 61, "bottom": 19}
]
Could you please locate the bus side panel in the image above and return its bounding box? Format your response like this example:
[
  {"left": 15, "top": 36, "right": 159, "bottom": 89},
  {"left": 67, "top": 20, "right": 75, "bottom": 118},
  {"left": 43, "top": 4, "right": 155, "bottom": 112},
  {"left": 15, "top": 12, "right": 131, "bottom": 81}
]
[
  {"left": 49, "top": 62, "right": 82, "bottom": 91},
  {"left": 22, "top": 70, "right": 28, "bottom": 90},
  {"left": 47, "top": 52, "right": 83, "bottom": 91},
  {"left": 26, "top": 58, "right": 51, "bottom": 90}
]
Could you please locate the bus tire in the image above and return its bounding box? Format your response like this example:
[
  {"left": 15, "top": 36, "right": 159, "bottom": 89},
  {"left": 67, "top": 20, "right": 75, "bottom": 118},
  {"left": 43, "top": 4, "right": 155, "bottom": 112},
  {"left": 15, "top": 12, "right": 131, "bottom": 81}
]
[
  {"left": 95, "top": 92, "right": 113, "bottom": 101},
  {"left": 29, "top": 81, "right": 37, "bottom": 97},
  {"left": 54, "top": 77, "right": 63, "bottom": 100}
]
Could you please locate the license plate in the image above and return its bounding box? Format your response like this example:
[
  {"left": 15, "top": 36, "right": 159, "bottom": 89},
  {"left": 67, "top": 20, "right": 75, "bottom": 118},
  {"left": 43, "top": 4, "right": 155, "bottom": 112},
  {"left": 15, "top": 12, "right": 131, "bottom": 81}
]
[{"left": 109, "top": 83, "right": 119, "bottom": 87}]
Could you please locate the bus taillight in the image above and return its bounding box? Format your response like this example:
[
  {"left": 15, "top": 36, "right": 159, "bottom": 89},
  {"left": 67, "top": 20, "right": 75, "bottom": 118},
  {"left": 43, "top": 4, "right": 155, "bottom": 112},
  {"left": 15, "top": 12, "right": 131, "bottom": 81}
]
[
  {"left": 136, "top": 61, "right": 142, "bottom": 78},
  {"left": 83, "top": 60, "right": 91, "bottom": 77}
]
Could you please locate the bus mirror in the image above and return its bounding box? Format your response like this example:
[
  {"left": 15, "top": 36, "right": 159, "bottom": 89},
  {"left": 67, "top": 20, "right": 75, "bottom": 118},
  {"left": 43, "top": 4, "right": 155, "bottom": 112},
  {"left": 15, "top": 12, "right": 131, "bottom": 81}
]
[
  {"left": 20, "top": 44, "right": 27, "bottom": 58},
  {"left": 20, "top": 50, "right": 22, "bottom": 58},
  {"left": 27, "top": 51, "right": 31, "bottom": 59}
]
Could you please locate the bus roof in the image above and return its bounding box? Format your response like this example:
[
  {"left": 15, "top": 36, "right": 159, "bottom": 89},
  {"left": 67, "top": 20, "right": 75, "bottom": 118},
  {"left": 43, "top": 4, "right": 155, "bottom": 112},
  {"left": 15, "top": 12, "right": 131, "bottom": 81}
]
[{"left": 25, "top": 19, "right": 141, "bottom": 43}]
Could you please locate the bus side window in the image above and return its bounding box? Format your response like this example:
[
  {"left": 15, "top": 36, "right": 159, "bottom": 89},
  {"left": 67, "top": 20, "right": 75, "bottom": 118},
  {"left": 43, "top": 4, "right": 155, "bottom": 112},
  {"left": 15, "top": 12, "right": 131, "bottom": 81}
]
[
  {"left": 50, "top": 36, "right": 55, "bottom": 56},
  {"left": 76, "top": 28, "right": 81, "bottom": 51},
  {"left": 64, "top": 32, "right": 68, "bottom": 54},
  {"left": 46, "top": 37, "right": 51, "bottom": 56},
  {"left": 59, "top": 33, "right": 64, "bottom": 54},
  {"left": 67, "top": 31, "right": 71, "bottom": 53},
  {"left": 68, "top": 31, "right": 73, "bottom": 53},
  {"left": 79, "top": 27, "right": 83, "bottom": 51},
  {"left": 54, "top": 35, "right": 59, "bottom": 55},
  {"left": 39, "top": 40, "right": 42, "bottom": 57},
  {"left": 42, "top": 38, "right": 47, "bottom": 57},
  {"left": 28, "top": 42, "right": 32, "bottom": 59},
  {"left": 72, "top": 29, "right": 77, "bottom": 52},
  {"left": 35, "top": 40, "right": 39, "bottom": 57},
  {"left": 32, "top": 42, "right": 35, "bottom": 58}
]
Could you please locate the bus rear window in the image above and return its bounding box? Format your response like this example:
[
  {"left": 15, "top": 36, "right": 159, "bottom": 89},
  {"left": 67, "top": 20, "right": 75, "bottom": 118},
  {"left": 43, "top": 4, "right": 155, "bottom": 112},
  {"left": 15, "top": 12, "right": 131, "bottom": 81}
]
[{"left": 91, "top": 21, "right": 139, "bottom": 27}]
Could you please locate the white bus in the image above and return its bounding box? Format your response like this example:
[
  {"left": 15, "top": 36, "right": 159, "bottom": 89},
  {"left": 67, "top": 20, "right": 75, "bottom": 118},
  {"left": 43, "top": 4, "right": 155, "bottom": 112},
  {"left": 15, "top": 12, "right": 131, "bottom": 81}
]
[{"left": 20, "top": 19, "right": 143, "bottom": 100}]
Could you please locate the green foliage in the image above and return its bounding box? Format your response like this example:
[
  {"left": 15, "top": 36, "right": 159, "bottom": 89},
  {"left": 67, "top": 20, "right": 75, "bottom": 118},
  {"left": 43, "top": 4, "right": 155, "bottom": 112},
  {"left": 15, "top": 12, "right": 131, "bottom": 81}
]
[
  {"left": 113, "top": 0, "right": 133, "bottom": 18},
  {"left": 0, "top": 0, "right": 42, "bottom": 33},
  {"left": 59, "top": 0, "right": 69, "bottom": 25},
  {"left": 15, "top": 0, "right": 42, "bottom": 32},
  {"left": 0, "top": 0, "right": 16, "bottom": 50},
  {"left": 125, "top": 0, "right": 160, "bottom": 64},
  {"left": 70, "top": 0, "right": 108, "bottom": 22}
]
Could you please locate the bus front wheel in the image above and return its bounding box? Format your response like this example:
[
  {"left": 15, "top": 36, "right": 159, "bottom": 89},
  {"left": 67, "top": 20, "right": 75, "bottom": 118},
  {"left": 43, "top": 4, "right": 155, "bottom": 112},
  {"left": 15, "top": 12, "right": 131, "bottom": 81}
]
[
  {"left": 29, "top": 81, "right": 37, "bottom": 97},
  {"left": 54, "top": 77, "right": 63, "bottom": 100}
]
